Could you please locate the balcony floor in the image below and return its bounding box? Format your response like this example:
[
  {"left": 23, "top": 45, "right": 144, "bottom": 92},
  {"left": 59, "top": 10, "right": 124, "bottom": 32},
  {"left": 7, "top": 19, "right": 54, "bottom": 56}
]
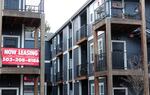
[
  {"left": 93, "top": 18, "right": 142, "bottom": 31},
  {"left": 0, "top": 67, "right": 40, "bottom": 74}
]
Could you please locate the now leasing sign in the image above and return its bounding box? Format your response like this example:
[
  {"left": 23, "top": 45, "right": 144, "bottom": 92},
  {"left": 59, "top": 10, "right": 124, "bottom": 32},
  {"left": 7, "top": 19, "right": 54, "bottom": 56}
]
[{"left": 2, "top": 48, "right": 40, "bottom": 66}]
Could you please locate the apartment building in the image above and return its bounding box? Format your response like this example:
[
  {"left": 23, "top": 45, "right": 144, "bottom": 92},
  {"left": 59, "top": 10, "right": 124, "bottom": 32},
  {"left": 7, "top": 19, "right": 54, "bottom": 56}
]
[
  {"left": 49, "top": 0, "right": 150, "bottom": 95},
  {"left": 0, "top": 0, "right": 45, "bottom": 95}
]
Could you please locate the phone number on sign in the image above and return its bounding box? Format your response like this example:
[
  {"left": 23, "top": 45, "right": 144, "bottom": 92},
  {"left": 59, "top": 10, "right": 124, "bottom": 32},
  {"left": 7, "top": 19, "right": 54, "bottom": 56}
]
[{"left": 2, "top": 57, "right": 39, "bottom": 63}]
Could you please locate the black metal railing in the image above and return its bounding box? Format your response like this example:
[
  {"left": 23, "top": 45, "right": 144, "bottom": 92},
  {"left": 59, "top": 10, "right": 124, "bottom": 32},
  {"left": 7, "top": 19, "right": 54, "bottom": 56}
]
[
  {"left": 68, "top": 37, "right": 72, "bottom": 49},
  {"left": 56, "top": 72, "right": 63, "bottom": 82},
  {"left": 4, "top": 0, "right": 44, "bottom": 13},
  {"left": 95, "top": 52, "right": 142, "bottom": 71},
  {"left": 94, "top": 1, "right": 141, "bottom": 22},
  {"left": 56, "top": 42, "right": 63, "bottom": 54},
  {"left": 94, "top": 1, "right": 110, "bottom": 22},
  {"left": 96, "top": 53, "right": 106, "bottom": 71},
  {"left": 77, "top": 63, "right": 87, "bottom": 77},
  {"left": 69, "top": 69, "right": 72, "bottom": 80},
  {"left": 112, "top": 51, "right": 142, "bottom": 70},
  {"left": 76, "top": 25, "right": 87, "bottom": 43}
]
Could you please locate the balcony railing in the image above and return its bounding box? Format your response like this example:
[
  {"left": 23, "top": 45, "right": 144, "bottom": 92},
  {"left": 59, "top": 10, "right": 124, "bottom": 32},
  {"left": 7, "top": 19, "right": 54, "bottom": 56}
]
[
  {"left": 95, "top": 52, "right": 142, "bottom": 71},
  {"left": 4, "top": 0, "right": 44, "bottom": 13},
  {"left": 77, "top": 63, "right": 87, "bottom": 77},
  {"left": 56, "top": 72, "right": 63, "bottom": 82},
  {"left": 56, "top": 43, "right": 63, "bottom": 54},
  {"left": 76, "top": 25, "right": 87, "bottom": 43},
  {"left": 68, "top": 37, "right": 72, "bottom": 49},
  {"left": 96, "top": 53, "right": 106, "bottom": 72},
  {"left": 94, "top": 1, "right": 141, "bottom": 22}
]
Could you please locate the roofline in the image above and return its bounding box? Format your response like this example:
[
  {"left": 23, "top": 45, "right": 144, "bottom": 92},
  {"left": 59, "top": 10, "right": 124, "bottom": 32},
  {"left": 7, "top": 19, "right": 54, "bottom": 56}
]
[{"left": 48, "top": 0, "right": 94, "bottom": 41}]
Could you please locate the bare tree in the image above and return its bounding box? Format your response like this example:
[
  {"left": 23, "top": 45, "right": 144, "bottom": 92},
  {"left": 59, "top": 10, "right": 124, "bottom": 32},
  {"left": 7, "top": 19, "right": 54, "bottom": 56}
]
[{"left": 121, "top": 54, "right": 144, "bottom": 95}]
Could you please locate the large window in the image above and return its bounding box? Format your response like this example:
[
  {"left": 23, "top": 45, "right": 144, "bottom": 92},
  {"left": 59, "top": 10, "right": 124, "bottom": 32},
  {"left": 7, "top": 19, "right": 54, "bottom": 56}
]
[{"left": 90, "top": 43, "right": 94, "bottom": 63}]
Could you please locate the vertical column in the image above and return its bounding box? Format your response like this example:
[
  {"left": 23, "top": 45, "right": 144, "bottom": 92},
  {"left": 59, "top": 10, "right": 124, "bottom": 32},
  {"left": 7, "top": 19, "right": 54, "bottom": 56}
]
[
  {"left": 34, "top": 28, "right": 39, "bottom": 95},
  {"left": 105, "top": 18, "right": 112, "bottom": 95},
  {"left": 40, "top": 14, "right": 45, "bottom": 95},
  {"left": 140, "top": 0, "right": 149, "bottom": 95},
  {"left": 93, "top": 29, "right": 99, "bottom": 95},
  {"left": 0, "top": 0, "right": 3, "bottom": 67}
]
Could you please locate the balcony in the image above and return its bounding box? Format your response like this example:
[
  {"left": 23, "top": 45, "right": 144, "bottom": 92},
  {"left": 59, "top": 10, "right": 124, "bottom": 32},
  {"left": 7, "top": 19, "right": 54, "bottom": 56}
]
[
  {"left": 56, "top": 43, "right": 63, "bottom": 56},
  {"left": 2, "top": 0, "right": 44, "bottom": 27},
  {"left": 76, "top": 25, "right": 87, "bottom": 45},
  {"left": 77, "top": 63, "right": 87, "bottom": 78},
  {"left": 94, "top": 1, "right": 141, "bottom": 23},
  {"left": 95, "top": 52, "right": 142, "bottom": 73},
  {"left": 56, "top": 72, "right": 63, "bottom": 82}
]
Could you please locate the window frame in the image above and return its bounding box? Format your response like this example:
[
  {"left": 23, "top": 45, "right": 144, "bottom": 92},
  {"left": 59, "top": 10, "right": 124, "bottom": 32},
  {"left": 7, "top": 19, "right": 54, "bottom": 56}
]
[
  {"left": 90, "top": 43, "right": 94, "bottom": 63},
  {"left": 2, "top": 35, "right": 20, "bottom": 48}
]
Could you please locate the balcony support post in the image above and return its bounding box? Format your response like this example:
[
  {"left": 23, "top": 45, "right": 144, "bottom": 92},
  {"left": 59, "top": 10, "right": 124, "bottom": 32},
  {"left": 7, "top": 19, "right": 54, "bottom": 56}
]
[
  {"left": 0, "top": 0, "right": 3, "bottom": 67},
  {"left": 40, "top": 15, "right": 45, "bottom": 95},
  {"left": 34, "top": 28, "right": 39, "bottom": 95},
  {"left": 93, "top": 29, "right": 99, "bottom": 95},
  {"left": 140, "top": 0, "right": 149, "bottom": 95},
  {"left": 105, "top": 18, "right": 112, "bottom": 95}
]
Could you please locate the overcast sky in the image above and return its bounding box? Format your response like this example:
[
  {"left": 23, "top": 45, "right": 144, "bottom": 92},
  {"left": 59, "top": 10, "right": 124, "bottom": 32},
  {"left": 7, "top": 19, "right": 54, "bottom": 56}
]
[{"left": 45, "top": 0, "right": 88, "bottom": 33}]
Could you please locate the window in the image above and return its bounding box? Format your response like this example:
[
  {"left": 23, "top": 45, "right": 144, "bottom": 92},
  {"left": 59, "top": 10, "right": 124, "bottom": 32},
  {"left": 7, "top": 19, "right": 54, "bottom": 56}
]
[
  {"left": 90, "top": 43, "right": 94, "bottom": 63},
  {"left": 2, "top": 35, "right": 20, "bottom": 48},
  {"left": 99, "top": 83, "right": 104, "bottom": 95},
  {"left": 91, "top": 84, "right": 94, "bottom": 95},
  {"left": 113, "top": 87, "right": 128, "bottom": 95},
  {"left": 98, "top": 38, "right": 103, "bottom": 54}
]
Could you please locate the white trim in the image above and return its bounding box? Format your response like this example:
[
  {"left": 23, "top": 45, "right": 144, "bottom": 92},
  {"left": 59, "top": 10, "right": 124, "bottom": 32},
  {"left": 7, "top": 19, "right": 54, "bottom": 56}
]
[
  {"left": 112, "top": 40, "right": 127, "bottom": 70},
  {"left": 88, "top": 35, "right": 93, "bottom": 41},
  {"left": 57, "top": 58, "right": 60, "bottom": 72},
  {"left": 45, "top": 60, "right": 50, "bottom": 63},
  {"left": 78, "top": 47, "right": 81, "bottom": 65},
  {"left": 79, "top": 81, "right": 82, "bottom": 95},
  {"left": 90, "top": 43, "right": 94, "bottom": 63},
  {"left": 2, "top": 35, "right": 20, "bottom": 48},
  {"left": 20, "top": 75, "right": 23, "bottom": 95},
  {"left": 91, "top": 83, "right": 95, "bottom": 95},
  {"left": 19, "top": 0, "right": 21, "bottom": 10},
  {"left": 113, "top": 87, "right": 128, "bottom": 95},
  {"left": 0, "top": 87, "right": 19, "bottom": 95},
  {"left": 52, "top": 57, "right": 56, "bottom": 61},
  {"left": 98, "top": 38, "right": 103, "bottom": 54},
  {"left": 21, "top": 24, "right": 24, "bottom": 48},
  {"left": 89, "top": 76, "right": 94, "bottom": 80},
  {"left": 99, "top": 83, "right": 104, "bottom": 95},
  {"left": 63, "top": 51, "right": 68, "bottom": 54},
  {"left": 72, "top": 45, "right": 79, "bottom": 50}
]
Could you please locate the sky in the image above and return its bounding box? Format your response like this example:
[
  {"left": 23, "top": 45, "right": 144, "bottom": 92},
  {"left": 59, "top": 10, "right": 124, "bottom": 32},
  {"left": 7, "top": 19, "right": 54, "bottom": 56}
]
[{"left": 45, "top": 0, "right": 88, "bottom": 33}]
